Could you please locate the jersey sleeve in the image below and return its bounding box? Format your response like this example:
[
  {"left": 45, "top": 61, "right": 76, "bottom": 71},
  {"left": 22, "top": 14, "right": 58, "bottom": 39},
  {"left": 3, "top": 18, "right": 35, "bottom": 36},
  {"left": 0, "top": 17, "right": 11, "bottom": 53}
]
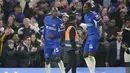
[
  {"left": 93, "top": 14, "right": 102, "bottom": 26},
  {"left": 58, "top": 23, "right": 65, "bottom": 37}
]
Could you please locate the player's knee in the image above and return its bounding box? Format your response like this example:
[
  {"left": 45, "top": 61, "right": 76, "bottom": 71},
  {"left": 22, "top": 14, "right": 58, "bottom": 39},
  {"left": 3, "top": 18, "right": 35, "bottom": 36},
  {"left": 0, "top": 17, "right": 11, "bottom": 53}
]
[
  {"left": 55, "top": 57, "right": 61, "bottom": 62},
  {"left": 83, "top": 52, "right": 89, "bottom": 58},
  {"left": 89, "top": 52, "right": 96, "bottom": 56},
  {"left": 45, "top": 59, "right": 51, "bottom": 65}
]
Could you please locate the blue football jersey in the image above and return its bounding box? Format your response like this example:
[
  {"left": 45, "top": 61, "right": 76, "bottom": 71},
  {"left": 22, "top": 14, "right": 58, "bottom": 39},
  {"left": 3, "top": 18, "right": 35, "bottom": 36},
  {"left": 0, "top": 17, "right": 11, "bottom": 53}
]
[
  {"left": 84, "top": 11, "right": 101, "bottom": 37},
  {"left": 43, "top": 16, "right": 65, "bottom": 48}
]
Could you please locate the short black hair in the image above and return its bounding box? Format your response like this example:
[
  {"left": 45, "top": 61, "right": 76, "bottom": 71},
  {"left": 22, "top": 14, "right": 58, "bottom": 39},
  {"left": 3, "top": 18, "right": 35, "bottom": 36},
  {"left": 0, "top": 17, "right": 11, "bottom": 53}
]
[
  {"left": 84, "top": 2, "right": 92, "bottom": 9},
  {"left": 23, "top": 36, "right": 30, "bottom": 41},
  {"left": 68, "top": 14, "right": 76, "bottom": 22}
]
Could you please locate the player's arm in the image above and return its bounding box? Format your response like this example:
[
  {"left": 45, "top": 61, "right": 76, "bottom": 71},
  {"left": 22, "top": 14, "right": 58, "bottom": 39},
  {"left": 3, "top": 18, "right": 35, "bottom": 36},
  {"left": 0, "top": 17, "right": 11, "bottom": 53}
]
[{"left": 58, "top": 23, "right": 65, "bottom": 37}]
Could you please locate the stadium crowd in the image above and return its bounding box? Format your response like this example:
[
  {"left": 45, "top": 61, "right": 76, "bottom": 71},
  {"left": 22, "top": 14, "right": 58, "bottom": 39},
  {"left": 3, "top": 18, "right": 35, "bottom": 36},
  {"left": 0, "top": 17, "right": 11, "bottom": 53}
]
[{"left": 0, "top": 0, "right": 130, "bottom": 68}]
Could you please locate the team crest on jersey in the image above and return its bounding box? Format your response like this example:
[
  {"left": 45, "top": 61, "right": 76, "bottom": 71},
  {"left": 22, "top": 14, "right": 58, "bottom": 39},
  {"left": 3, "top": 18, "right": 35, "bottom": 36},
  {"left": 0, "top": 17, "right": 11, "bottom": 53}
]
[{"left": 52, "top": 24, "right": 56, "bottom": 27}]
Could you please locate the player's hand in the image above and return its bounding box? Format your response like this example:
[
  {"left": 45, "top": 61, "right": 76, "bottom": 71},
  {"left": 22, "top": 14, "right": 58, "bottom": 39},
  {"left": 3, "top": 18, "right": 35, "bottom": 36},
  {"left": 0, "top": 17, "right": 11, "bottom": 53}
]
[
  {"left": 48, "top": 34, "right": 54, "bottom": 39},
  {"left": 75, "top": 50, "right": 79, "bottom": 54},
  {"left": 122, "top": 43, "right": 127, "bottom": 49}
]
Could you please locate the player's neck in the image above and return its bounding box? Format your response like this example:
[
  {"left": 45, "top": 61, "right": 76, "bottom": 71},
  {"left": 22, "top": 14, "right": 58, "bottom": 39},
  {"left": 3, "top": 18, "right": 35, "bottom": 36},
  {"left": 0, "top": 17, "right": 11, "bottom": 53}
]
[{"left": 51, "top": 16, "right": 57, "bottom": 19}]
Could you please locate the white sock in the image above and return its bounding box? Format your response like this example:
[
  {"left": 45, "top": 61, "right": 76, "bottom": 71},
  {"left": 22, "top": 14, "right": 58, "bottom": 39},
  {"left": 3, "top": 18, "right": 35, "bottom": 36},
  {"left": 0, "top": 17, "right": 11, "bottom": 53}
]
[
  {"left": 45, "top": 63, "right": 51, "bottom": 73},
  {"left": 84, "top": 56, "right": 96, "bottom": 73},
  {"left": 84, "top": 57, "right": 92, "bottom": 73},
  {"left": 90, "top": 56, "right": 96, "bottom": 73},
  {"left": 58, "top": 60, "right": 65, "bottom": 73}
]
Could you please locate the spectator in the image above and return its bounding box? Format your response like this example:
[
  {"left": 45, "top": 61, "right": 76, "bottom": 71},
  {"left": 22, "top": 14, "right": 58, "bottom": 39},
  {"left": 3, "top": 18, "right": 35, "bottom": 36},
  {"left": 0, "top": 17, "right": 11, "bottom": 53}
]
[
  {"left": 30, "top": 16, "right": 40, "bottom": 33},
  {"left": 7, "top": 16, "right": 18, "bottom": 33},
  {"left": 17, "top": 36, "right": 37, "bottom": 67},
  {"left": 12, "top": 34, "right": 20, "bottom": 48},
  {"left": 106, "top": 33, "right": 125, "bottom": 67},
  {"left": 10, "top": 5, "right": 25, "bottom": 24},
  {"left": 0, "top": 28, "right": 11, "bottom": 67},
  {"left": 17, "top": 18, "right": 32, "bottom": 40},
  {"left": 62, "top": 12, "right": 69, "bottom": 28},
  {"left": 30, "top": 33, "right": 42, "bottom": 67},
  {"left": 106, "top": 19, "right": 120, "bottom": 42},
  {"left": 2, "top": 40, "right": 18, "bottom": 67}
]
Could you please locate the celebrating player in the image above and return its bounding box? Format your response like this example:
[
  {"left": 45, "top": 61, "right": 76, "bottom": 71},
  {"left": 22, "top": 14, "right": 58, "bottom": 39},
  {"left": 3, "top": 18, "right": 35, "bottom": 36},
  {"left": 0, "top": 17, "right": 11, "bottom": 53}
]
[
  {"left": 43, "top": 7, "right": 66, "bottom": 73},
  {"left": 83, "top": 2, "right": 101, "bottom": 73}
]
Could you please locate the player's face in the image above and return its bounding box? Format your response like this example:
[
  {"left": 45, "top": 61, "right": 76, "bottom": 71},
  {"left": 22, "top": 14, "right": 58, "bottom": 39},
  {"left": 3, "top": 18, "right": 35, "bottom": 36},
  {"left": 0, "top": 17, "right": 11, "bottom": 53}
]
[
  {"left": 51, "top": 8, "right": 58, "bottom": 17},
  {"left": 83, "top": 4, "right": 90, "bottom": 13}
]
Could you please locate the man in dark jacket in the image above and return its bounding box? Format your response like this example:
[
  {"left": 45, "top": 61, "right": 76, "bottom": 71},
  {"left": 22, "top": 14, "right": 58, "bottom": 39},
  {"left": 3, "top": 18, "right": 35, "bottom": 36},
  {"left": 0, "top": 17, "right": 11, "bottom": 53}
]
[
  {"left": 3, "top": 40, "right": 18, "bottom": 67},
  {"left": 65, "top": 15, "right": 79, "bottom": 73},
  {"left": 17, "top": 36, "right": 37, "bottom": 67}
]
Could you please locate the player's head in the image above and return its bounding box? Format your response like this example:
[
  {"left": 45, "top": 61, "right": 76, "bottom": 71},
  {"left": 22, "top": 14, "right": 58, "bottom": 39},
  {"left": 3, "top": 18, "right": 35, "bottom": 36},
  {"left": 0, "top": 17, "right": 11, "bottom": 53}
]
[
  {"left": 51, "top": 7, "right": 59, "bottom": 18},
  {"left": 83, "top": 2, "right": 92, "bottom": 13}
]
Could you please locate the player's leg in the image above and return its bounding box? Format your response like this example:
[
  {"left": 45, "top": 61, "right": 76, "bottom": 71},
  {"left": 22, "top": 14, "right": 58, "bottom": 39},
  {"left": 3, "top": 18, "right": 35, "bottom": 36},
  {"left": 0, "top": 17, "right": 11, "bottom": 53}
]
[
  {"left": 84, "top": 41, "right": 98, "bottom": 73},
  {"left": 53, "top": 47, "right": 66, "bottom": 73},
  {"left": 44, "top": 46, "right": 51, "bottom": 73}
]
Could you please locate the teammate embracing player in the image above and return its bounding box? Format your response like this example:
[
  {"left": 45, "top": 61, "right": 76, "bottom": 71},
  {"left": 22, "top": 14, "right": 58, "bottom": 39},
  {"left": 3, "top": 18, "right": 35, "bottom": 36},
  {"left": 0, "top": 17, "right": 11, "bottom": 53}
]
[
  {"left": 43, "top": 7, "right": 66, "bottom": 73},
  {"left": 82, "top": 1, "right": 102, "bottom": 73}
]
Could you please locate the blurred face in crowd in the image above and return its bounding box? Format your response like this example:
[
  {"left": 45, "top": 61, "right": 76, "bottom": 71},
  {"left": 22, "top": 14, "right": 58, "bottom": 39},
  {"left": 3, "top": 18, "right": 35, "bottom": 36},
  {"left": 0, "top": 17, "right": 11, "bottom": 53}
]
[
  {"left": 126, "top": 20, "right": 130, "bottom": 28},
  {"left": 14, "top": 6, "right": 22, "bottom": 13},
  {"left": 12, "top": 34, "right": 19, "bottom": 43},
  {"left": 8, "top": 16, "right": 14, "bottom": 25},
  {"left": 8, "top": 40, "right": 14, "bottom": 49},
  {"left": 24, "top": 37, "right": 31, "bottom": 46},
  {"left": 31, "top": 34, "right": 36, "bottom": 42},
  {"left": 120, "top": 12, "right": 126, "bottom": 19},
  {"left": 51, "top": 7, "right": 59, "bottom": 18},
  {"left": 0, "top": 0, "right": 3, "bottom": 6},
  {"left": 103, "top": 15, "right": 110, "bottom": 23},
  {"left": 101, "top": 8, "right": 107, "bottom": 16},
  {"left": 75, "top": 2, "right": 82, "bottom": 11},
  {"left": 0, "top": 20, "right": 3, "bottom": 28},
  {"left": 62, "top": 16, "right": 69, "bottom": 23},
  {"left": 23, "top": 18, "right": 30, "bottom": 27},
  {"left": 61, "top": 0, "right": 68, "bottom": 7},
  {"left": 76, "top": 14, "right": 82, "bottom": 21},
  {"left": 116, "top": 34, "right": 122, "bottom": 42},
  {"left": 83, "top": 3, "right": 91, "bottom": 13},
  {"left": 55, "top": 0, "right": 61, "bottom": 7},
  {"left": 119, "top": 4, "right": 128, "bottom": 14},
  {"left": 31, "top": 17, "right": 36, "bottom": 24}
]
